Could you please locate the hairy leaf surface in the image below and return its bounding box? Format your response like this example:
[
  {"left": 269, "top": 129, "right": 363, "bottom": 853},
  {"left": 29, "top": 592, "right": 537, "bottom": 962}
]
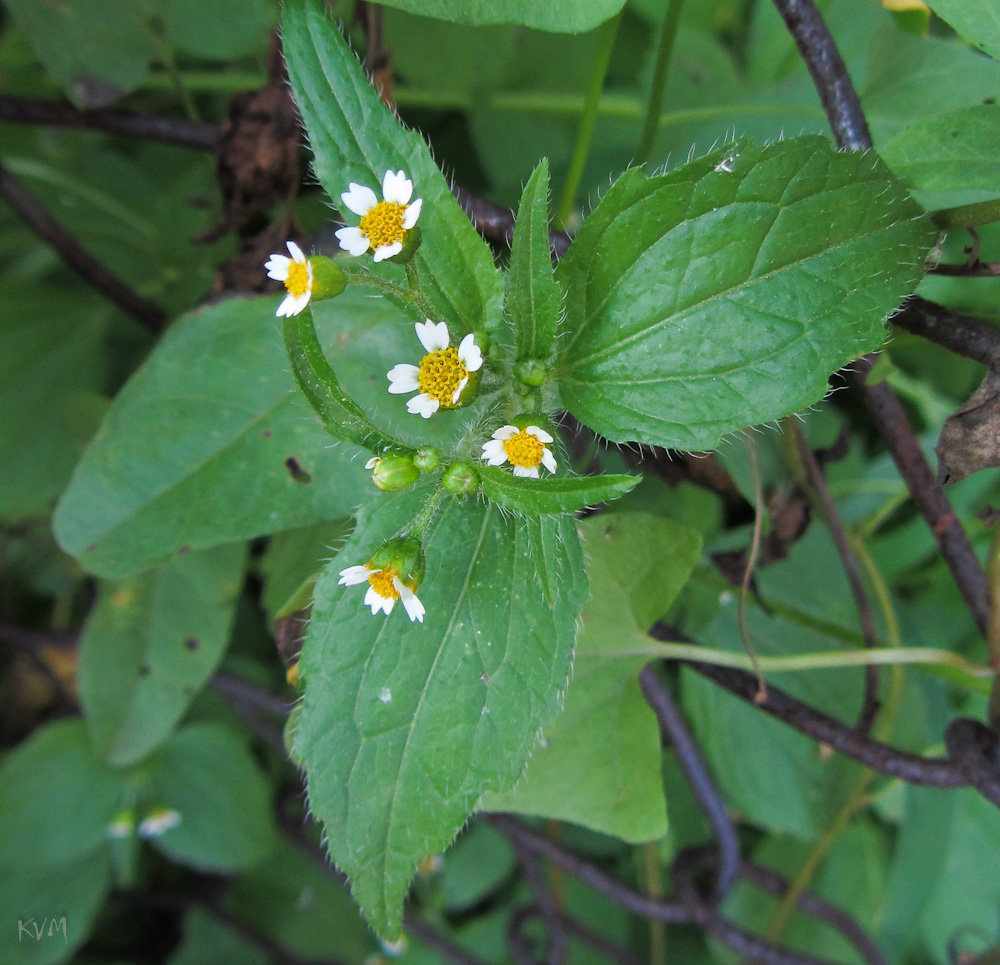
[
  {"left": 555, "top": 137, "right": 933, "bottom": 450},
  {"left": 293, "top": 488, "right": 587, "bottom": 937},
  {"left": 53, "top": 296, "right": 371, "bottom": 577},
  {"left": 282, "top": 0, "right": 503, "bottom": 336},
  {"left": 482, "top": 512, "right": 700, "bottom": 841}
]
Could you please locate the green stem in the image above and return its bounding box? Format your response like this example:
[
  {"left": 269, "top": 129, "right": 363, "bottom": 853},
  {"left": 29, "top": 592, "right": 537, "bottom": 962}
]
[
  {"left": 635, "top": 0, "right": 685, "bottom": 166},
  {"left": 556, "top": 11, "right": 624, "bottom": 226},
  {"left": 404, "top": 260, "right": 435, "bottom": 321},
  {"left": 602, "top": 640, "right": 992, "bottom": 682},
  {"left": 932, "top": 198, "right": 1000, "bottom": 230},
  {"left": 409, "top": 488, "right": 447, "bottom": 540}
]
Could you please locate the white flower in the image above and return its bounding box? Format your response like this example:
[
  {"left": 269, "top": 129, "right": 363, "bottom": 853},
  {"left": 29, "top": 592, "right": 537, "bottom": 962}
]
[
  {"left": 264, "top": 240, "right": 314, "bottom": 317},
  {"left": 335, "top": 169, "right": 423, "bottom": 262},
  {"left": 338, "top": 564, "right": 425, "bottom": 623},
  {"left": 387, "top": 320, "right": 483, "bottom": 419},
  {"left": 137, "top": 808, "right": 182, "bottom": 839},
  {"left": 481, "top": 425, "right": 558, "bottom": 478}
]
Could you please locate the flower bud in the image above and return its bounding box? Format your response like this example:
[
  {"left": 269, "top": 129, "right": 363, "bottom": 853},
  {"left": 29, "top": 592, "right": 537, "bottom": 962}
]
[
  {"left": 369, "top": 537, "right": 426, "bottom": 589},
  {"left": 367, "top": 453, "right": 420, "bottom": 492},
  {"left": 309, "top": 255, "right": 347, "bottom": 300},
  {"left": 414, "top": 446, "right": 441, "bottom": 473},
  {"left": 514, "top": 358, "right": 547, "bottom": 387},
  {"left": 442, "top": 462, "right": 479, "bottom": 495}
]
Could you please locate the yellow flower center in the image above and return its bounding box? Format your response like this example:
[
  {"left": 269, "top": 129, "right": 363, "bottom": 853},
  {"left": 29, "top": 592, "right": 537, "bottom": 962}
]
[
  {"left": 359, "top": 200, "right": 408, "bottom": 252},
  {"left": 285, "top": 260, "right": 311, "bottom": 298},
  {"left": 417, "top": 348, "right": 468, "bottom": 407},
  {"left": 368, "top": 568, "right": 400, "bottom": 601},
  {"left": 503, "top": 429, "right": 546, "bottom": 469}
]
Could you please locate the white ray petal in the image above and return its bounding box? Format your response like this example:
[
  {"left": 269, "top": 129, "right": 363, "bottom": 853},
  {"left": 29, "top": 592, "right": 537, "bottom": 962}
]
[
  {"left": 387, "top": 364, "right": 420, "bottom": 393},
  {"left": 458, "top": 333, "right": 483, "bottom": 372},
  {"left": 339, "top": 565, "right": 374, "bottom": 586},
  {"left": 335, "top": 226, "right": 371, "bottom": 256},
  {"left": 341, "top": 183, "right": 378, "bottom": 216},
  {"left": 407, "top": 393, "right": 440, "bottom": 418},
  {"left": 415, "top": 319, "right": 449, "bottom": 353},
  {"left": 373, "top": 241, "right": 403, "bottom": 262},
  {"left": 541, "top": 449, "right": 558, "bottom": 474},
  {"left": 526, "top": 425, "right": 554, "bottom": 444},
  {"left": 402, "top": 197, "right": 422, "bottom": 229}
]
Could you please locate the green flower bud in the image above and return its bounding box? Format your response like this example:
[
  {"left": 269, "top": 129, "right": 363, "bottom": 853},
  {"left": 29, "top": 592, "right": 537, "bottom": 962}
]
[
  {"left": 367, "top": 453, "right": 420, "bottom": 492},
  {"left": 442, "top": 462, "right": 479, "bottom": 495},
  {"left": 414, "top": 446, "right": 441, "bottom": 473},
  {"left": 514, "top": 358, "right": 548, "bottom": 387},
  {"left": 369, "top": 537, "right": 426, "bottom": 589},
  {"left": 309, "top": 255, "right": 346, "bottom": 300}
]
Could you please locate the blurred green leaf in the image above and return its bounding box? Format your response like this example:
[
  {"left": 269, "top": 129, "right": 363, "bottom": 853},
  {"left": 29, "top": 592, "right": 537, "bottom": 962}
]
[
  {"left": 506, "top": 159, "right": 560, "bottom": 363},
  {"left": 282, "top": 0, "right": 504, "bottom": 337},
  {"left": 483, "top": 513, "right": 701, "bottom": 841},
  {"left": 162, "top": 0, "right": 275, "bottom": 59},
  {"left": 53, "top": 295, "right": 372, "bottom": 578},
  {"left": 293, "top": 487, "right": 587, "bottom": 938},
  {"left": 260, "top": 520, "right": 353, "bottom": 622},
  {"left": 922, "top": 0, "right": 1000, "bottom": 62},
  {"left": 227, "top": 837, "right": 373, "bottom": 961},
  {"left": 370, "top": 0, "right": 625, "bottom": 32},
  {"left": 880, "top": 105, "right": 1000, "bottom": 194},
  {"left": 0, "top": 720, "right": 126, "bottom": 870},
  {"left": 145, "top": 723, "right": 277, "bottom": 873},
  {"left": 1, "top": 0, "right": 154, "bottom": 106},
  {"left": 166, "top": 909, "right": 269, "bottom": 965},
  {"left": 0, "top": 288, "right": 107, "bottom": 521},
  {"left": 478, "top": 465, "right": 639, "bottom": 515},
  {"left": 78, "top": 543, "right": 247, "bottom": 767},
  {"left": 0, "top": 852, "right": 112, "bottom": 965},
  {"left": 441, "top": 823, "right": 516, "bottom": 912},
  {"left": 920, "top": 790, "right": 1000, "bottom": 964},
  {"left": 554, "top": 137, "right": 932, "bottom": 449}
]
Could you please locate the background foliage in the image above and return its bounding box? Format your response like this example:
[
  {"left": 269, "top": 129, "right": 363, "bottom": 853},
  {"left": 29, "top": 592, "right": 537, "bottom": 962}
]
[{"left": 2, "top": 0, "right": 1000, "bottom": 963}]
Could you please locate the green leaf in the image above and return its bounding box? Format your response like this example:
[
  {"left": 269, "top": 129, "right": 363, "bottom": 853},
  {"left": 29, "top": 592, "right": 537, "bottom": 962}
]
[
  {"left": 145, "top": 723, "right": 277, "bottom": 873},
  {"left": 227, "top": 838, "right": 374, "bottom": 961},
  {"left": 53, "top": 295, "right": 372, "bottom": 578},
  {"left": 1, "top": 0, "right": 155, "bottom": 107},
  {"left": 0, "top": 288, "right": 106, "bottom": 521},
  {"left": 293, "top": 487, "right": 587, "bottom": 937},
  {"left": 162, "top": 0, "right": 274, "bottom": 59},
  {"left": 0, "top": 852, "right": 111, "bottom": 965},
  {"left": 922, "top": 0, "right": 1000, "bottom": 61},
  {"left": 919, "top": 790, "right": 1000, "bottom": 963},
  {"left": 507, "top": 160, "right": 561, "bottom": 363},
  {"left": 78, "top": 543, "right": 247, "bottom": 767},
  {"left": 369, "top": 0, "right": 624, "bottom": 32},
  {"left": 281, "top": 0, "right": 504, "bottom": 336},
  {"left": 441, "top": 824, "right": 516, "bottom": 912},
  {"left": 284, "top": 307, "right": 401, "bottom": 451},
  {"left": 554, "top": 137, "right": 933, "bottom": 450},
  {"left": 478, "top": 465, "right": 639, "bottom": 515},
  {"left": 0, "top": 720, "right": 126, "bottom": 871},
  {"left": 167, "top": 909, "right": 270, "bottom": 965},
  {"left": 880, "top": 105, "right": 1000, "bottom": 193},
  {"left": 260, "top": 520, "right": 354, "bottom": 622},
  {"left": 482, "top": 512, "right": 701, "bottom": 842}
]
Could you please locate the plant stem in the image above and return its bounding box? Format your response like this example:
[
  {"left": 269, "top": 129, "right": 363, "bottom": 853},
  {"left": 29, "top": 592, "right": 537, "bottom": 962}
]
[
  {"left": 556, "top": 11, "right": 624, "bottom": 227},
  {"left": 933, "top": 198, "right": 1000, "bottom": 230},
  {"left": 635, "top": 0, "right": 685, "bottom": 166},
  {"left": 642, "top": 843, "right": 666, "bottom": 965}
]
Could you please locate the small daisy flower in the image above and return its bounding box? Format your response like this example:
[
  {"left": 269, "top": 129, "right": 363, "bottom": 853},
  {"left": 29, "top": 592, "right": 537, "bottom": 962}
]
[
  {"left": 137, "top": 807, "right": 182, "bottom": 839},
  {"left": 265, "top": 240, "right": 314, "bottom": 317},
  {"left": 336, "top": 169, "right": 423, "bottom": 262},
  {"left": 387, "top": 320, "right": 483, "bottom": 418},
  {"left": 338, "top": 538, "right": 426, "bottom": 623},
  {"left": 106, "top": 809, "right": 135, "bottom": 840},
  {"left": 482, "top": 425, "right": 558, "bottom": 478}
]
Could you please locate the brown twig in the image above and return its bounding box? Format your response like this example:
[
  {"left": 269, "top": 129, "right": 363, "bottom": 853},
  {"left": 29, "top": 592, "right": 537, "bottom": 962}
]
[
  {"left": 0, "top": 95, "right": 219, "bottom": 151},
  {"left": 452, "top": 184, "right": 572, "bottom": 259},
  {"left": 892, "top": 298, "right": 1000, "bottom": 370},
  {"left": 926, "top": 261, "right": 1000, "bottom": 278},
  {"left": 0, "top": 159, "right": 167, "bottom": 332}
]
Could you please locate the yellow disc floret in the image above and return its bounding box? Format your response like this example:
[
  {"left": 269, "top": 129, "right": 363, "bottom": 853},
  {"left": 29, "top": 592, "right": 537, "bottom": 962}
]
[
  {"left": 503, "top": 429, "right": 546, "bottom": 469},
  {"left": 417, "top": 348, "right": 468, "bottom": 407},
  {"left": 368, "top": 567, "right": 400, "bottom": 601},
  {"left": 285, "top": 260, "right": 311, "bottom": 298},
  {"left": 358, "top": 201, "right": 408, "bottom": 253}
]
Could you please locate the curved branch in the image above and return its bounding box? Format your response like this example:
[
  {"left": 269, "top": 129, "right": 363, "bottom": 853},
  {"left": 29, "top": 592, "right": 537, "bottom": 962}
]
[
  {"left": 0, "top": 159, "right": 166, "bottom": 332},
  {"left": 892, "top": 298, "right": 1000, "bottom": 370}
]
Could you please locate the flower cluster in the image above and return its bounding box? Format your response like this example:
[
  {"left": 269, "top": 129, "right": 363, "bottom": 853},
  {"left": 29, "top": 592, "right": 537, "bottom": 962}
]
[{"left": 269, "top": 169, "right": 563, "bottom": 626}]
